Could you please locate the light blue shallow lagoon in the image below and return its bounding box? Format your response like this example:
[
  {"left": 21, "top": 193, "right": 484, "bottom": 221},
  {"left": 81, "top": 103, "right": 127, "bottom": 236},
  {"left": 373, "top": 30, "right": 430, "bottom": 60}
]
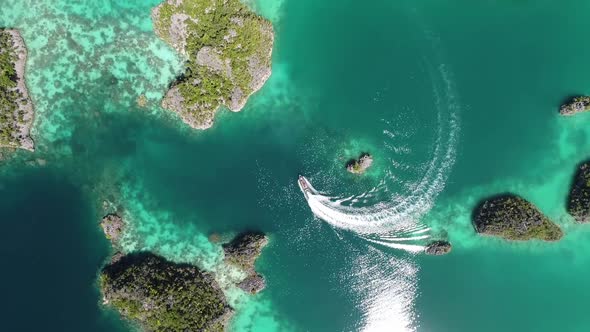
[{"left": 2, "top": 0, "right": 590, "bottom": 331}]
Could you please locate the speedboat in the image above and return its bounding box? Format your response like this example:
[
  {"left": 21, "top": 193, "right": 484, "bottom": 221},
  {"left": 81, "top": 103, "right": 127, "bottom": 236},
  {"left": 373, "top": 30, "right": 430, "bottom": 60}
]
[{"left": 298, "top": 175, "right": 312, "bottom": 199}]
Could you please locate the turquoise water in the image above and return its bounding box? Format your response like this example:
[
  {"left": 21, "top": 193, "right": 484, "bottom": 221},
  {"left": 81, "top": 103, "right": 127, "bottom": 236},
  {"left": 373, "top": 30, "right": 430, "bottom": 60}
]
[{"left": 2, "top": 0, "right": 590, "bottom": 331}]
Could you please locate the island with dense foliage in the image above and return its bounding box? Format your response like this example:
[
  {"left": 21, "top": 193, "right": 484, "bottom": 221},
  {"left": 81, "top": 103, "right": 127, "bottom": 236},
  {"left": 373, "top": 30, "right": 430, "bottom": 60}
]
[
  {"left": 223, "top": 232, "right": 268, "bottom": 294},
  {"left": 0, "top": 29, "right": 34, "bottom": 151},
  {"left": 100, "top": 252, "right": 232, "bottom": 332},
  {"left": 559, "top": 96, "right": 590, "bottom": 116},
  {"left": 473, "top": 194, "right": 563, "bottom": 241},
  {"left": 567, "top": 161, "right": 590, "bottom": 223},
  {"left": 97, "top": 212, "right": 271, "bottom": 330},
  {"left": 152, "top": 0, "right": 274, "bottom": 129},
  {"left": 98, "top": 214, "right": 233, "bottom": 331}
]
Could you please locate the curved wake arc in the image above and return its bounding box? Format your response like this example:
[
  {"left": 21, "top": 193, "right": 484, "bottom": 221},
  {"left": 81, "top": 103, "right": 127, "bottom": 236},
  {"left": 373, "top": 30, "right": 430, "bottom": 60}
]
[{"left": 299, "top": 61, "right": 460, "bottom": 253}]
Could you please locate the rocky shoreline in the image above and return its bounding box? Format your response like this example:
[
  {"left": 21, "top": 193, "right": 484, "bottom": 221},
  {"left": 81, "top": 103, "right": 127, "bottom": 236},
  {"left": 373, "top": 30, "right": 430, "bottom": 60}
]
[
  {"left": 152, "top": 0, "right": 274, "bottom": 129},
  {"left": 473, "top": 194, "right": 563, "bottom": 242},
  {"left": 223, "top": 232, "right": 268, "bottom": 294},
  {"left": 0, "top": 29, "right": 34, "bottom": 151}
]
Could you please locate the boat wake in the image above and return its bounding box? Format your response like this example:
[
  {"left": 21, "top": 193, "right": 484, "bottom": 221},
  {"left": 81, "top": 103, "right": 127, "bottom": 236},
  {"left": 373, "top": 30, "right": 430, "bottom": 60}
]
[{"left": 300, "top": 62, "right": 460, "bottom": 254}]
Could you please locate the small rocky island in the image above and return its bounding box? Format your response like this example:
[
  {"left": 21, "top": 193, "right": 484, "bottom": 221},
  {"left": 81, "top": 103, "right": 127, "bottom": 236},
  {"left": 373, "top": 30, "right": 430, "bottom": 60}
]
[
  {"left": 100, "top": 213, "right": 125, "bottom": 243},
  {"left": 100, "top": 252, "right": 232, "bottom": 332},
  {"left": 425, "top": 241, "right": 452, "bottom": 255},
  {"left": 567, "top": 161, "right": 590, "bottom": 223},
  {"left": 223, "top": 232, "right": 268, "bottom": 294},
  {"left": 0, "top": 29, "right": 34, "bottom": 151},
  {"left": 559, "top": 96, "right": 590, "bottom": 116},
  {"left": 473, "top": 194, "right": 563, "bottom": 241},
  {"left": 152, "top": 0, "right": 274, "bottom": 129},
  {"left": 346, "top": 153, "right": 373, "bottom": 174}
]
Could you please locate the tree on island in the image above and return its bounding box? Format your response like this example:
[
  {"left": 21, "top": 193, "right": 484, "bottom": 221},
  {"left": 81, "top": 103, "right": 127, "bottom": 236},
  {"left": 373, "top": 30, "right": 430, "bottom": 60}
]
[{"left": 346, "top": 153, "right": 373, "bottom": 174}]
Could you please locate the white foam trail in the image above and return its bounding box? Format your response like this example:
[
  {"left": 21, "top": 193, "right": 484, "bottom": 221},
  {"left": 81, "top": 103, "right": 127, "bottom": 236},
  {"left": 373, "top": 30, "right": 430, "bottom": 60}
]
[
  {"left": 363, "top": 238, "right": 428, "bottom": 253},
  {"left": 407, "top": 227, "right": 431, "bottom": 235},
  {"left": 376, "top": 235, "right": 431, "bottom": 242}
]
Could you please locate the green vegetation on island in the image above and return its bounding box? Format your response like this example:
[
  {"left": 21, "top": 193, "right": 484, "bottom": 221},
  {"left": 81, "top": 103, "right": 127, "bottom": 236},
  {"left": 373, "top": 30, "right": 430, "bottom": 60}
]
[
  {"left": 560, "top": 96, "right": 590, "bottom": 116},
  {"left": 0, "top": 29, "right": 34, "bottom": 150},
  {"left": 152, "top": 0, "right": 274, "bottom": 129},
  {"left": 96, "top": 213, "right": 271, "bottom": 331},
  {"left": 346, "top": 153, "right": 373, "bottom": 174},
  {"left": 100, "top": 252, "right": 232, "bottom": 332},
  {"left": 473, "top": 194, "right": 563, "bottom": 241},
  {"left": 567, "top": 161, "right": 590, "bottom": 223}
]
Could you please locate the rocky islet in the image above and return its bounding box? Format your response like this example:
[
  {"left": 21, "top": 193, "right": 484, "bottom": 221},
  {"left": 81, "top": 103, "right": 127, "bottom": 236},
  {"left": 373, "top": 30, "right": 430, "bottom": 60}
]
[
  {"left": 100, "top": 213, "right": 125, "bottom": 244},
  {"left": 346, "top": 153, "right": 373, "bottom": 174},
  {"left": 425, "top": 241, "right": 452, "bottom": 255},
  {"left": 559, "top": 96, "right": 590, "bottom": 116}
]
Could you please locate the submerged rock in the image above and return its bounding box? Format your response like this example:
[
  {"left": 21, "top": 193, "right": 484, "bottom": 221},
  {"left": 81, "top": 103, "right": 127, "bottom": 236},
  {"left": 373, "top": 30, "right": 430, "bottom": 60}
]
[
  {"left": 473, "top": 194, "right": 563, "bottom": 241},
  {"left": 223, "top": 232, "right": 268, "bottom": 294},
  {"left": 100, "top": 213, "right": 125, "bottom": 244},
  {"left": 560, "top": 96, "right": 590, "bottom": 116},
  {"left": 0, "top": 29, "right": 35, "bottom": 151},
  {"left": 567, "top": 161, "right": 590, "bottom": 223},
  {"left": 136, "top": 94, "right": 147, "bottom": 108},
  {"left": 346, "top": 153, "right": 373, "bottom": 174},
  {"left": 100, "top": 252, "right": 232, "bottom": 331},
  {"left": 152, "top": 0, "right": 274, "bottom": 129},
  {"left": 208, "top": 232, "right": 222, "bottom": 243},
  {"left": 425, "top": 241, "right": 452, "bottom": 255}
]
